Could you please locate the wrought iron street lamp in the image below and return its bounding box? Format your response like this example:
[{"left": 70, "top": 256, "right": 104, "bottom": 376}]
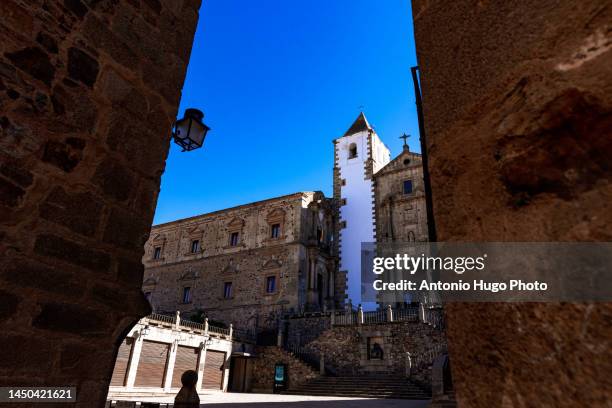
[{"left": 172, "top": 108, "right": 210, "bottom": 151}]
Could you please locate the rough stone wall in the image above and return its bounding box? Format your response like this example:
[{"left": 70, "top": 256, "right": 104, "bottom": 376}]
[
  {"left": 412, "top": 1, "right": 612, "bottom": 406},
  {"left": 296, "top": 320, "right": 445, "bottom": 385},
  {"left": 142, "top": 192, "right": 338, "bottom": 330},
  {"left": 285, "top": 313, "right": 331, "bottom": 347},
  {"left": 250, "top": 346, "right": 320, "bottom": 392},
  {"left": 146, "top": 243, "right": 303, "bottom": 331},
  {"left": 0, "top": 1, "right": 200, "bottom": 406}
]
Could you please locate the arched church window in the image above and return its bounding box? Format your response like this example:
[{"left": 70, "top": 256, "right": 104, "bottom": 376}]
[{"left": 348, "top": 143, "right": 358, "bottom": 159}]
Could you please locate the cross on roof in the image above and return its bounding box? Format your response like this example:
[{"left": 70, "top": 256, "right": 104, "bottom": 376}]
[{"left": 400, "top": 133, "right": 410, "bottom": 146}]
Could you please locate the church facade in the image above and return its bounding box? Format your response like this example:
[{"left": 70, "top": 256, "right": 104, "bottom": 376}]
[{"left": 141, "top": 113, "right": 427, "bottom": 328}]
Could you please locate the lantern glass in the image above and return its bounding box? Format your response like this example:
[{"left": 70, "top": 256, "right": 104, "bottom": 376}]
[
  {"left": 174, "top": 117, "right": 191, "bottom": 142},
  {"left": 189, "top": 119, "right": 206, "bottom": 146},
  {"left": 173, "top": 108, "right": 210, "bottom": 151}
]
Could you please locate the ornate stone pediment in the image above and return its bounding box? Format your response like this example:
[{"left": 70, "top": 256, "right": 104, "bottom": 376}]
[
  {"left": 222, "top": 259, "right": 238, "bottom": 275},
  {"left": 266, "top": 208, "right": 286, "bottom": 223},
  {"left": 262, "top": 258, "right": 282, "bottom": 269},
  {"left": 179, "top": 269, "right": 199, "bottom": 281},
  {"left": 227, "top": 217, "right": 244, "bottom": 230},
  {"left": 185, "top": 225, "right": 203, "bottom": 238},
  {"left": 143, "top": 277, "right": 158, "bottom": 286},
  {"left": 151, "top": 233, "right": 166, "bottom": 244}
]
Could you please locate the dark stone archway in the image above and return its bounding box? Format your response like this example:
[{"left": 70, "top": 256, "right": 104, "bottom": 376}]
[
  {"left": 0, "top": 1, "right": 200, "bottom": 406},
  {"left": 412, "top": 0, "right": 612, "bottom": 406}
]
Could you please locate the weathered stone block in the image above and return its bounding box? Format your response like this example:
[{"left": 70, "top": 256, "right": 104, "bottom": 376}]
[
  {"left": 60, "top": 342, "right": 114, "bottom": 379},
  {"left": 2, "top": 258, "right": 82, "bottom": 298},
  {"left": 4, "top": 47, "right": 55, "bottom": 86},
  {"left": 0, "top": 0, "right": 34, "bottom": 37},
  {"left": 67, "top": 47, "right": 99, "bottom": 88},
  {"left": 82, "top": 14, "right": 139, "bottom": 71},
  {"left": 41, "top": 138, "right": 86, "bottom": 173},
  {"left": 0, "top": 162, "right": 33, "bottom": 188},
  {"left": 34, "top": 234, "right": 111, "bottom": 273},
  {"left": 91, "top": 284, "right": 131, "bottom": 309},
  {"left": 0, "top": 290, "right": 19, "bottom": 322},
  {"left": 32, "top": 302, "right": 108, "bottom": 335},
  {"left": 117, "top": 257, "right": 145, "bottom": 288},
  {"left": 99, "top": 67, "right": 148, "bottom": 118},
  {"left": 36, "top": 31, "right": 59, "bottom": 54},
  {"left": 64, "top": 0, "right": 89, "bottom": 18},
  {"left": 93, "top": 159, "right": 135, "bottom": 202},
  {"left": 103, "top": 207, "right": 149, "bottom": 250},
  {"left": 40, "top": 187, "right": 103, "bottom": 236},
  {"left": 0, "top": 178, "right": 25, "bottom": 207},
  {"left": 0, "top": 334, "right": 54, "bottom": 373}
]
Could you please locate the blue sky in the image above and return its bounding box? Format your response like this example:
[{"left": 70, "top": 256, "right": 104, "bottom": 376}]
[{"left": 153, "top": 0, "right": 420, "bottom": 224}]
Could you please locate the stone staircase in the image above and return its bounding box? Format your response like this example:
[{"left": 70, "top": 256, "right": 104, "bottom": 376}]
[
  {"left": 283, "top": 376, "right": 431, "bottom": 400},
  {"left": 430, "top": 391, "right": 457, "bottom": 407}
]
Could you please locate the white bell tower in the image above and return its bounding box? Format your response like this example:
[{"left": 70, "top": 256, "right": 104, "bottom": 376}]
[{"left": 333, "top": 112, "right": 390, "bottom": 306}]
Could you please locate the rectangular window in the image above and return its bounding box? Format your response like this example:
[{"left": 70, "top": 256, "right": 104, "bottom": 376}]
[
  {"left": 223, "top": 282, "right": 233, "bottom": 299},
  {"left": 153, "top": 246, "right": 161, "bottom": 259},
  {"left": 271, "top": 223, "right": 280, "bottom": 239},
  {"left": 229, "top": 232, "right": 239, "bottom": 246},
  {"left": 266, "top": 276, "right": 276, "bottom": 294},
  {"left": 182, "top": 287, "right": 192, "bottom": 304},
  {"left": 190, "top": 239, "right": 200, "bottom": 253},
  {"left": 403, "top": 180, "right": 413, "bottom": 194}
]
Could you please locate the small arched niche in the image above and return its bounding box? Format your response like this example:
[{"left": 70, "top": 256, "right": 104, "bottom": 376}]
[{"left": 348, "top": 143, "right": 358, "bottom": 159}]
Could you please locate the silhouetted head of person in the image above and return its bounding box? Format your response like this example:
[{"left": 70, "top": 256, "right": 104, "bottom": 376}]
[{"left": 181, "top": 370, "right": 198, "bottom": 388}]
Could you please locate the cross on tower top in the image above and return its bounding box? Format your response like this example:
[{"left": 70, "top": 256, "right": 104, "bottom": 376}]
[{"left": 400, "top": 133, "right": 410, "bottom": 150}]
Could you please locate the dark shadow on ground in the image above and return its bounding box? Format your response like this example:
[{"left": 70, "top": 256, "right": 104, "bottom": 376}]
[{"left": 192, "top": 399, "right": 431, "bottom": 408}]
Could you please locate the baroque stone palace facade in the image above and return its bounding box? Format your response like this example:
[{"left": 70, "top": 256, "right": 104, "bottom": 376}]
[
  {"left": 142, "top": 113, "right": 427, "bottom": 329},
  {"left": 142, "top": 191, "right": 340, "bottom": 331}
]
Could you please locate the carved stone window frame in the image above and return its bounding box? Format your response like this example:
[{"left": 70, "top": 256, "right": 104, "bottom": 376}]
[
  {"left": 184, "top": 226, "right": 204, "bottom": 256},
  {"left": 177, "top": 269, "right": 199, "bottom": 304},
  {"left": 226, "top": 217, "right": 245, "bottom": 248},
  {"left": 263, "top": 272, "right": 280, "bottom": 296},
  {"left": 222, "top": 281, "right": 234, "bottom": 300},
  {"left": 150, "top": 234, "right": 167, "bottom": 261},
  {"left": 265, "top": 208, "right": 286, "bottom": 242},
  {"left": 262, "top": 258, "right": 282, "bottom": 296}
]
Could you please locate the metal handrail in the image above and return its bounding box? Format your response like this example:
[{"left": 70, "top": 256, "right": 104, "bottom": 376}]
[
  {"left": 208, "top": 324, "right": 230, "bottom": 336},
  {"left": 179, "top": 319, "right": 205, "bottom": 331},
  {"left": 363, "top": 310, "right": 386, "bottom": 324},
  {"left": 148, "top": 313, "right": 175, "bottom": 324}
]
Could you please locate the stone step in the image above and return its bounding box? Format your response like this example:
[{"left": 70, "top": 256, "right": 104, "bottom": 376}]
[
  {"left": 284, "top": 389, "right": 428, "bottom": 395},
  {"left": 308, "top": 378, "right": 418, "bottom": 383},
  {"left": 291, "top": 385, "right": 425, "bottom": 392},
  {"left": 305, "top": 381, "right": 423, "bottom": 387},
  {"left": 294, "top": 384, "right": 425, "bottom": 391},
  {"left": 284, "top": 376, "right": 431, "bottom": 400},
  {"left": 283, "top": 391, "right": 430, "bottom": 400}
]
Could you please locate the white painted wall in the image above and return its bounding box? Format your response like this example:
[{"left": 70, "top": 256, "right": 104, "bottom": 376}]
[
  {"left": 336, "top": 130, "right": 390, "bottom": 305},
  {"left": 108, "top": 317, "right": 233, "bottom": 400}
]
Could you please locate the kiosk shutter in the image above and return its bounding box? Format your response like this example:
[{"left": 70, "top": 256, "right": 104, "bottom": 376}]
[
  {"left": 202, "top": 350, "right": 226, "bottom": 389},
  {"left": 110, "top": 338, "right": 132, "bottom": 386},
  {"left": 135, "top": 341, "right": 169, "bottom": 388},
  {"left": 171, "top": 346, "right": 199, "bottom": 388}
]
